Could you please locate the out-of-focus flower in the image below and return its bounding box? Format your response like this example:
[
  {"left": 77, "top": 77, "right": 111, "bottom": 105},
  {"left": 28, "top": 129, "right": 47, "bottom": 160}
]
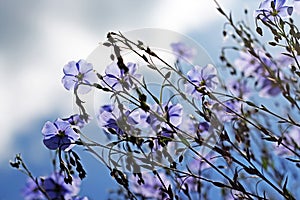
[
  {"left": 212, "top": 100, "right": 241, "bottom": 122},
  {"left": 234, "top": 51, "right": 270, "bottom": 77},
  {"left": 102, "top": 62, "right": 142, "bottom": 91},
  {"left": 187, "top": 119, "right": 210, "bottom": 136},
  {"left": 234, "top": 51, "right": 292, "bottom": 97},
  {"left": 185, "top": 64, "right": 219, "bottom": 99},
  {"left": 228, "top": 79, "right": 251, "bottom": 98},
  {"left": 22, "top": 178, "right": 44, "bottom": 200},
  {"left": 129, "top": 172, "right": 171, "bottom": 199},
  {"left": 65, "top": 114, "right": 90, "bottom": 129},
  {"left": 42, "top": 119, "right": 79, "bottom": 151},
  {"left": 275, "top": 126, "right": 300, "bottom": 155},
  {"left": 255, "top": 0, "right": 293, "bottom": 21},
  {"left": 62, "top": 59, "right": 98, "bottom": 94},
  {"left": 171, "top": 42, "right": 195, "bottom": 62},
  {"left": 22, "top": 173, "right": 82, "bottom": 200},
  {"left": 43, "top": 173, "right": 81, "bottom": 200},
  {"left": 259, "top": 77, "right": 281, "bottom": 97}
]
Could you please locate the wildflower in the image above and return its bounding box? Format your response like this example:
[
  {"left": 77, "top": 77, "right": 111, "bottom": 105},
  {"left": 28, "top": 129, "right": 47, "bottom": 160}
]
[
  {"left": 185, "top": 64, "right": 219, "bottom": 99},
  {"left": 228, "top": 79, "right": 251, "bottom": 98},
  {"left": 255, "top": 0, "right": 293, "bottom": 21},
  {"left": 62, "top": 59, "right": 98, "bottom": 94},
  {"left": 259, "top": 77, "right": 281, "bottom": 97},
  {"left": 22, "top": 173, "right": 82, "bottom": 200},
  {"left": 43, "top": 173, "right": 81, "bottom": 200},
  {"left": 22, "top": 178, "right": 44, "bottom": 200},
  {"left": 102, "top": 62, "right": 142, "bottom": 91},
  {"left": 274, "top": 127, "right": 300, "bottom": 155},
  {"left": 129, "top": 172, "right": 171, "bottom": 199},
  {"left": 97, "top": 104, "right": 141, "bottom": 136},
  {"left": 171, "top": 42, "right": 195, "bottom": 62},
  {"left": 42, "top": 119, "right": 79, "bottom": 151},
  {"left": 65, "top": 114, "right": 90, "bottom": 129},
  {"left": 146, "top": 103, "right": 183, "bottom": 137}
]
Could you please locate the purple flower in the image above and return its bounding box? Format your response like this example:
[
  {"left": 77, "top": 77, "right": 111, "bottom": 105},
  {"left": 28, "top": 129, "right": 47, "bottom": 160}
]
[
  {"left": 197, "top": 122, "right": 210, "bottom": 134},
  {"left": 180, "top": 151, "right": 216, "bottom": 193},
  {"left": 62, "top": 59, "right": 98, "bottom": 94},
  {"left": 234, "top": 51, "right": 270, "bottom": 77},
  {"left": 43, "top": 172, "right": 81, "bottom": 200},
  {"left": 259, "top": 77, "right": 281, "bottom": 97},
  {"left": 234, "top": 51, "right": 288, "bottom": 97},
  {"left": 129, "top": 172, "right": 171, "bottom": 199},
  {"left": 146, "top": 103, "right": 183, "bottom": 137},
  {"left": 170, "top": 42, "right": 195, "bottom": 62},
  {"left": 274, "top": 127, "right": 300, "bottom": 155},
  {"left": 97, "top": 104, "right": 141, "bottom": 136},
  {"left": 102, "top": 62, "right": 142, "bottom": 91},
  {"left": 42, "top": 119, "right": 79, "bottom": 151},
  {"left": 22, "top": 173, "right": 82, "bottom": 200},
  {"left": 228, "top": 79, "right": 251, "bottom": 98},
  {"left": 22, "top": 178, "right": 44, "bottom": 200},
  {"left": 255, "top": 0, "right": 293, "bottom": 21},
  {"left": 185, "top": 64, "right": 219, "bottom": 99},
  {"left": 65, "top": 114, "right": 90, "bottom": 129},
  {"left": 211, "top": 100, "right": 241, "bottom": 122}
]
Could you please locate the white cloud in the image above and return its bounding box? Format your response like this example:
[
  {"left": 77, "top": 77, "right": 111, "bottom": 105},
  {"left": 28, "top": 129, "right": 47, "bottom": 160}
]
[
  {"left": 0, "top": 16, "right": 100, "bottom": 162},
  {"left": 149, "top": 0, "right": 238, "bottom": 32}
]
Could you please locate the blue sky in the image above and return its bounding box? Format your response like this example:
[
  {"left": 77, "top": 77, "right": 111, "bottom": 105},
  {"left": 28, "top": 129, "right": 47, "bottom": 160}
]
[{"left": 0, "top": 0, "right": 269, "bottom": 199}]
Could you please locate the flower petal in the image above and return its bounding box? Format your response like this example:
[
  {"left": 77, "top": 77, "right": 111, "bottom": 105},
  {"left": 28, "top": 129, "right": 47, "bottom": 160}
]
[
  {"left": 278, "top": 6, "right": 293, "bottom": 17},
  {"left": 77, "top": 84, "right": 92, "bottom": 94},
  {"left": 77, "top": 59, "right": 93, "bottom": 74},
  {"left": 62, "top": 75, "right": 77, "bottom": 90},
  {"left": 105, "top": 62, "right": 121, "bottom": 77},
  {"left": 83, "top": 70, "right": 98, "bottom": 83},
  {"left": 54, "top": 118, "right": 71, "bottom": 131},
  {"left": 65, "top": 126, "right": 79, "bottom": 141},
  {"left": 276, "top": 0, "right": 286, "bottom": 9},
  {"left": 43, "top": 136, "right": 60, "bottom": 150},
  {"left": 63, "top": 61, "right": 78, "bottom": 76},
  {"left": 42, "top": 121, "right": 57, "bottom": 136}
]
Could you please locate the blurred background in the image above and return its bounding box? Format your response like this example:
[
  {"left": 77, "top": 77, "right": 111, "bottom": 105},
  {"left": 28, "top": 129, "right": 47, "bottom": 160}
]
[{"left": 0, "top": 0, "right": 260, "bottom": 199}]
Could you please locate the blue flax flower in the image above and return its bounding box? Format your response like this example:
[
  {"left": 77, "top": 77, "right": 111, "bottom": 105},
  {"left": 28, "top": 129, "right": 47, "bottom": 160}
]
[
  {"left": 97, "top": 104, "right": 141, "bottom": 136},
  {"left": 256, "top": 0, "right": 293, "bottom": 21},
  {"left": 22, "top": 178, "right": 44, "bottom": 200},
  {"left": 43, "top": 172, "right": 80, "bottom": 200},
  {"left": 259, "top": 77, "right": 281, "bottom": 97},
  {"left": 102, "top": 62, "right": 142, "bottom": 91},
  {"left": 146, "top": 103, "right": 183, "bottom": 137},
  {"left": 171, "top": 42, "right": 195, "bottom": 62},
  {"left": 42, "top": 118, "right": 79, "bottom": 151},
  {"left": 65, "top": 114, "right": 90, "bottom": 129},
  {"left": 62, "top": 59, "right": 98, "bottom": 94},
  {"left": 185, "top": 64, "right": 219, "bottom": 99},
  {"left": 22, "top": 173, "right": 82, "bottom": 200}
]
